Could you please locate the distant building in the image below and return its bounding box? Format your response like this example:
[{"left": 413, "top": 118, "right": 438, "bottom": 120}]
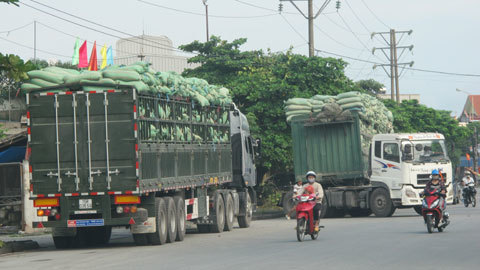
[
  {"left": 115, "top": 35, "right": 199, "bottom": 74},
  {"left": 377, "top": 94, "right": 420, "bottom": 103},
  {"left": 459, "top": 95, "right": 480, "bottom": 123}
]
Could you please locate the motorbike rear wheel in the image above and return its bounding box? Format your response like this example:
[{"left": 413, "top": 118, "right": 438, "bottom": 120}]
[
  {"left": 426, "top": 215, "right": 434, "bottom": 234},
  {"left": 296, "top": 218, "right": 306, "bottom": 242}
]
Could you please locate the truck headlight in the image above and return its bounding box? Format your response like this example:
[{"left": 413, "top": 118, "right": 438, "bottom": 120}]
[{"left": 405, "top": 189, "right": 416, "bottom": 198}]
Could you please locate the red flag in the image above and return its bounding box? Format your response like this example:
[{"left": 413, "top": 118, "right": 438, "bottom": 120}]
[
  {"left": 466, "top": 153, "right": 471, "bottom": 161},
  {"left": 88, "top": 41, "right": 98, "bottom": 71},
  {"left": 78, "top": 41, "right": 88, "bottom": 68}
]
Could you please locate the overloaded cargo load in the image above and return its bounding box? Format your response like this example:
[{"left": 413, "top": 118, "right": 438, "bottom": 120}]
[
  {"left": 285, "top": 91, "right": 394, "bottom": 160},
  {"left": 21, "top": 61, "right": 233, "bottom": 107}
]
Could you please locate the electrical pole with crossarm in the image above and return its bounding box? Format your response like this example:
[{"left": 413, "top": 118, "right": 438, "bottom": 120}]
[
  {"left": 372, "top": 30, "right": 414, "bottom": 103},
  {"left": 279, "top": 0, "right": 332, "bottom": 57}
]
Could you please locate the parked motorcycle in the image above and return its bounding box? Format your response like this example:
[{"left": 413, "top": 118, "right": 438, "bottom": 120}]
[
  {"left": 295, "top": 194, "right": 323, "bottom": 241},
  {"left": 421, "top": 188, "right": 449, "bottom": 233},
  {"left": 463, "top": 183, "right": 477, "bottom": 207}
]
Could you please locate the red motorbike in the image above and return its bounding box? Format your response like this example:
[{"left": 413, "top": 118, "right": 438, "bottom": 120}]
[
  {"left": 421, "top": 188, "right": 449, "bottom": 233},
  {"left": 295, "top": 194, "right": 322, "bottom": 241}
]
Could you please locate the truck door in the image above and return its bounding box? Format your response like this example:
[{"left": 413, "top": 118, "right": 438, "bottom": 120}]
[{"left": 371, "top": 140, "right": 402, "bottom": 189}]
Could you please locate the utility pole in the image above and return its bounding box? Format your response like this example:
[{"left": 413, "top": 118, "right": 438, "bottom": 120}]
[
  {"left": 280, "top": 0, "right": 332, "bottom": 57},
  {"left": 34, "top": 20, "right": 37, "bottom": 65},
  {"left": 203, "top": 0, "right": 209, "bottom": 42},
  {"left": 474, "top": 127, "right": 478, "bottom": 173},
  {"left": 372, "top": 29, "right": 414, "bottom": 103}
]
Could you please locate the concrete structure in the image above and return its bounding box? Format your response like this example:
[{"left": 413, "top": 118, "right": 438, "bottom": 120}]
[
  {"left": 115, "top": 35, "right": 199, "bottom": 74},
  {"left": 377, "top": 93, "right": 420, "bottom": 103},
  {"left": 459, "top": 95, "right": 480, "bottom": 123}
]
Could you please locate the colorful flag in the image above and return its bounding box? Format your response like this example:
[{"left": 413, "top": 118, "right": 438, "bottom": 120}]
[
  {"left": 72, "top": 38, "right": 80, "bottom": 65},
  {"left": 78, "top": 41, "right": 88, "bottom": 68},
  {"left": 88, "top": 41, "right": 98, "bottom": 71},
  {"left": 100, "top": 44, "right": 107, "bottom": 69},
  {"left": 466, "top": 153, "right": 471, "bottom": 161},
  {"left": 106, "top": 46, "right": 113, "bottom": 66}
]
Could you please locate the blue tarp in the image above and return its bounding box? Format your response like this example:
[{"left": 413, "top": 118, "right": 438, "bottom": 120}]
[
  {"left": 459, "top": 156, "right": 480, "bottom": 167},
  {"left": 0, "top": 146, "right": 26, "bottom": 163}
]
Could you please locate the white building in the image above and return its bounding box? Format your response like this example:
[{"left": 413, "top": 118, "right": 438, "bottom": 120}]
[
  {"left": 377, "top": 94, "right": 420, "bottom": 103},
  {"left": 115, "top": 35, "right": 199, "bottom": 74}
]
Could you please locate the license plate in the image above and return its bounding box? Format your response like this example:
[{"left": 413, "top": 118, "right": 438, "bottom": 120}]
[
  {"left": 67, "top": 219, "right": 104, "bottom": 227},
  {"left": 79, "top": 199, "right": 92, "bottom": 209}
]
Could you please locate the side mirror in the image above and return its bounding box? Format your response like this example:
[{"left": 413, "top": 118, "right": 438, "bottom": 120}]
[{"left": 254, "top": 138, "right": 261, "bottom": 156}]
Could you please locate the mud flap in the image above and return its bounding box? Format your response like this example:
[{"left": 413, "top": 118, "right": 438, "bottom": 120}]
[{"left": 130, "top": 217, "right": 156, "bottom": 234}]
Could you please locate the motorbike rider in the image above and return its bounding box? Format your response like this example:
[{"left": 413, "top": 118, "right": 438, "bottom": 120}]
[
  {"left": 286, "top": 179, "right": 305, "bottom": 220},
  {"left": 462, "top": 171, "right": 476, "bottom": 199},
  {"left": 421, "top": 169, "right": 449, "bottom": 221},
  {"left": 302, "top": 171, "right": 324, "bottom": 232}
]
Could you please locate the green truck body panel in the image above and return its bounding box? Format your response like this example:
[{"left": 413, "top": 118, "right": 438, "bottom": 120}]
[{"left": 290, "top": 112, "right": 367, "bottom": 187}]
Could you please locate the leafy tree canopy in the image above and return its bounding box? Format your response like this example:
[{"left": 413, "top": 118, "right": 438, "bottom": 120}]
[{"left": 355, "top": 79, "right": 385, "bottom": 95}]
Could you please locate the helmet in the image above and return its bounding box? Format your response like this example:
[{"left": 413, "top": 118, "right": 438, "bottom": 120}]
[
  {"left": 304, "top": 185, "right": 314, "bottom": 194},
  {"left": 465, "top": 171, "right": 471, "bottom": 175},
  {"left": 431, "top": 169, "right": 439, "bottom": 175},
  {"left": 306, "top": 171, "right": 317, "bottom": 179}
]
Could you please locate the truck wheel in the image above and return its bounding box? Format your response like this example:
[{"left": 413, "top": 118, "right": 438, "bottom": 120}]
[
  {"left": 370, "top": 188, "right": 394, "bottom": 217},
  {"left": 320, "top": 196, "right": 330, "bottom": 218},
  {"left": 53, "top": 236, "right": 74, "bottom": 249},
  {"left": 413, "top": 206, "right": 423, "bottom": 216},
  {"left": 165, "top": 197, "right": 177, "bottom": 243},
  {"left": 238, "top": 192, "right": 252, "bottom": 228},
  {"left": 210, "top": 194, "right": 225, "bottom": 233},
  {"left": 147, "top": 197, "right": 168, "bottom": 245},
  {"left": 174, "top": 196, "right": 186, "bottom": 241},
  {"left": 224, "top": 194, "right": 234, "bottom": 231},
  {"left": 133, "top": 233, "right": 148, "bottom": 246}
]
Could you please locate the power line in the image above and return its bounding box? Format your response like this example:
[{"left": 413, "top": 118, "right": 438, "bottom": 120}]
[
  {"left": 336, "top": 12, "right": 371, "bottom": 52},
  {"left": 26, "top": 0, "right": 188, "bottom": 55},
  {"left": 0, "top": 35, "right": 71, "bottom": 59},
  {"left": 314, "top": 24, "right": 363, "bottom": 51},
  {"left": 138, "top": 0, "right": 278, "bottom": 19},
  {"left": 360, "top": 0, "right": 390, "bottom": 29},
  {"left": 321, "top": 13, "right": 369, "bottom": 36},
  {"left": 343, "top": 0, "right": 372, "bottom": 35},
  {"left": 0, "top": 21, "right": 33, "bottom": 34},
  {"left": 316, "top": 48, "right": 480, "bottom": 77},
  {"left": 280, "top": 14, "right": 308, "bottom": 42}
]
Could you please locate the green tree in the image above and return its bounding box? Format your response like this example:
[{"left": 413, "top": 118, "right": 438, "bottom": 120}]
[
  {"left": 384, "top": 99, "right": 471, "bottom": 166},
  {"left": 355, "top": 79, "right": 385, "bottom": 95},
  {"left": 0, "top": 0, "right": 19, "bottom": 6},
  {"left": 0, "top": 53, "right": 36, "bottom": 99},
  {"left": 181, "top": 37, "right": 360, "bottom": 179}
]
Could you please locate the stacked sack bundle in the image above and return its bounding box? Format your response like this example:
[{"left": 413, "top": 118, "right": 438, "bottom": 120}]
[
  {"left": 285, "top": 91, "right": 394, "bottom": 160},
  {"left": 20, "top": 62, "right": 232, "bottom": 107}
]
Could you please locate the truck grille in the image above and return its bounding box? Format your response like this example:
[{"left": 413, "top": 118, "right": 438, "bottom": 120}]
[{"left": 417, "top": 173, "right": 447, "bottom": 185}]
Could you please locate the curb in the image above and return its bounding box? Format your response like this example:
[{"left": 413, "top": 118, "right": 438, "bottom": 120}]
[
  {"left": 253, "top": 210, "right": 284, "bottom": 220},
  {"left": 0, "top": 240, "right": 39, "bottom": 255}
]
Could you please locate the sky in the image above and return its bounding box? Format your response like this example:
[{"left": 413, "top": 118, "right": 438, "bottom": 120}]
[{"left": 1, "top": 0, "right": 479, "bottom": 116}]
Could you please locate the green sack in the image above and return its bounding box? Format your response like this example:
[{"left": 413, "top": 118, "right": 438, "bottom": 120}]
[
  {"left": 337, "top": 96, "right": 362, "bottom": 105},
  {"left": 64, "top": 72, "right": 102, "bottom": 85},
  {"left": 21, "top": 83, "right": 42, "bottom": 92},
  {"left": 340, "top": 102, "right": 365, "bottom": 110},
  {"left": 337, "top": 91, "right": 360, "bottom": 99},
  {"left": 27, "top": 70, "right": 64, "bottom": 84},
  {"left": 30, "top": 78, "right": 58, "bottom": 88},
  {"left": 285, "top": 110, "right": 311, "bottom": 116},
  {"left": 285, "top": 98, "right": 311, "bottom": 106},
  {"left": 103, "top": 70, "right": 141, "bottom": 81},
  {"left": 285, "top": 104, "right": 311, "bottom": 111},
  {"left": 43, "top": 66, "right": 80, "bottom": 75},
  {"left": 117, "top": 81, "right": 150, "bottom": 92}
]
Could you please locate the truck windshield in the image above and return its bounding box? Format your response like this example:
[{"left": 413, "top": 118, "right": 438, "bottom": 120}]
[{"left": 402, "top": 140, "right": 449, "bottom": 163}]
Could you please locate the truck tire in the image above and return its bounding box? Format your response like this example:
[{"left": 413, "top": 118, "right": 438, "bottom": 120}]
[
  {"left": 282, "top": 191, "right": 295, "bottom": 218},
  {"left": 210, "top": 194, "right": 225, "bottom": 233},
  {"left": 133, "top": 233, "right": 148, "bottom": 246},
  {"left": 370, "top": 188, "right": 394, "bottom": 217},
  {"left": 174, "top": 196, "right": 186, "bottom": 241},
  {"left": 320, "top": 196, "right": 330, "bottom": 218},
  {"left": 224, "top": 193, "right": 234, "bottom": 231},
  {"left": 53, "top": 236, "right": 74, "bottom": 249},
  {"left": 165, "top": 197, "right": 177, "bottom": 243},
  {"left": 238, "top": 192, "right": 252, "bottom": 228},
  {"left": 147, "top": 197, "right": 168, "bottom": 245}
]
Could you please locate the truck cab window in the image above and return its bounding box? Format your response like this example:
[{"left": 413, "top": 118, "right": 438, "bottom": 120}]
[
  {"left": 375, "top": 141, "right": 382, "bottom": 158},
  {"left": 383, "top": 143, "right": 400, "bottom": 163}
]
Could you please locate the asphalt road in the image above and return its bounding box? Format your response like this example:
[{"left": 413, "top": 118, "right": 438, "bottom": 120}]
[{"left": 1, "top": 203, "right": 479, "bottom": 270}]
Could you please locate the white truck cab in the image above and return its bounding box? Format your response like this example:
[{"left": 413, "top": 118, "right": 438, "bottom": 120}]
[{"left": 371, "top": 133, "right": 453, "bottom": 208}]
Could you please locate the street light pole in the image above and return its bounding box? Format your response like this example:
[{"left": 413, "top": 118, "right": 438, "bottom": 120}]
[{"left": 202, "top": 0, "right": 209, "bottom": 42}]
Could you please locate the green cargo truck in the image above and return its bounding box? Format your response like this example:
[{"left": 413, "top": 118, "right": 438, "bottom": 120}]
[
  {"left": 27, "top": 85, "right": 258, "bottom": 248},
  {"left": 289, "top": 111, "right": 453, "bottom": 218}
]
